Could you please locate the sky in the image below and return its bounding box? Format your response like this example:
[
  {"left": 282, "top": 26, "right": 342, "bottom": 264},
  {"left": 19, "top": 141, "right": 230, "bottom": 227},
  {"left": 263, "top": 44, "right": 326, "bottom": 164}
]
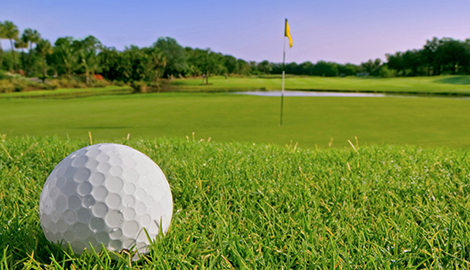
[{"left": 1, "top": 0, "right": 470, "bottom": 65}]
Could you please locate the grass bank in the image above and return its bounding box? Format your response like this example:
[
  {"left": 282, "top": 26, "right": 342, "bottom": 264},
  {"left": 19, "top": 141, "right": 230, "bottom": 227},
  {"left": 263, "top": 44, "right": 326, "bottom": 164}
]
[
  {"left": 0, "top": 85, "right": 132, "bottom": 99},
  {"left": 1, "top": 93, "right": 470, "bottom": 148},
  {"left": 2, "top": 75, "right": 470, "bottom": 98},
  {"left": 1, "top": 136, "right": 470, "bottom": 268},
  {"left": 166, "top": 75, "right": 470, "bottom": 96}
]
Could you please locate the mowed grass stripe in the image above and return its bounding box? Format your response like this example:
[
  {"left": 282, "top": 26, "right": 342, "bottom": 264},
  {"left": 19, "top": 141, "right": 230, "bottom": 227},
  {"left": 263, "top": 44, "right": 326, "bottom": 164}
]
[
  {"left": 1, "top": 93, "right": 470, "bottom": 148},
  {"left": 168, "top": 75, "right": 470, "bottom": 95}
]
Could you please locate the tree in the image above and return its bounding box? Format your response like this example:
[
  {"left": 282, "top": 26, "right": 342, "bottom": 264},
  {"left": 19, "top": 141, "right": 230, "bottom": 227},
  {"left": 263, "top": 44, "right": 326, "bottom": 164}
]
[
  {"left": 99, "top": 46, "right": 121, "bottom": 81},
  {"left": 360, "top": 58, "right": 382, "bottom": 76},
  {"left": 14, "top": 39, "right": 27, "bottom": 71},
  {"left": 52, "top": 37, "right": 76, "bottom": 77},
  {"left": 257, "top": 60, "right": 272, "bottom": 74},
  {"left": 3, "top": 21, "right": 19, "bottom": 71},
  {"left": 186, "top": 48, "right": 218, "bottom": 84},
  {"left": 249, "top": 61, "right": 260, "bottom": 75},
  {"left": 21, "top": 28, "right": 41, "bottom": 75},
  {"left": 386, "top": 52, "right": 405, "bottom": 76},
  {"left": 378, "top": 65, "right": 396, "bottom": 78},
  {"left": 284, "top": 62, "right": 299, "bottom": 75},
  {"left": 422, "top": 37, "right": 439, "bottom": 75},
  {"left": 146, "top": 46, "right": 166, "bottom": 81},
  {"left": 123, "top": 45, "right": 150, "bottom": 81},
  {"left": 184, "top": 47, "right": 199, "bottom": 77},
  {"left": 312, "top": 61, "right": 338, "bottom": 77},
  {"left": 209, "top": 51, "right": 226, "bottom": 77},
  {"left": 73, "top": 35, "right": 102, "bottom": 84},
  {"left": 204, "top": 50, "right": 221, "bottom": 83},
  {"left": 224, "top": 55, "right": 238, "bottom": 75},
  {"left": 298, "top": 61, "right": 315, "bottom": 75},
  {"left": 153, "top": 37, "right": 187, "bottom": 78},
  {"left": 0, "top": 22, "right": 4, "bottom": 69},
  {"left": 435, "top": 38, "right": 470, "bottom": 75},
  {"left": 35, "top": 39, "right": 53, "bottom": 82},
  {"left": 338, "top": 63, "right": 359, "bottom": 76},
  {"left": 402, "top": 50, "right": 422, "bottom": 76},
  {"left": 236, "top": 59, "right": 251, "bottom": 76}
]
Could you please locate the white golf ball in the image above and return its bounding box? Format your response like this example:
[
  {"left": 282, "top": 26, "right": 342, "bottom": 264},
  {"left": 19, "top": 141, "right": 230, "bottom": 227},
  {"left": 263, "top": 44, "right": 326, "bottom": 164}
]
[{"left": 39, "top": 143, "right": 173, "bottom": 256}]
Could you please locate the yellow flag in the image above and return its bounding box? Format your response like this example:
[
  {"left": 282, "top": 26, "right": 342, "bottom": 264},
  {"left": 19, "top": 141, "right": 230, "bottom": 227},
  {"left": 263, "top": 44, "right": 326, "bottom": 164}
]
[{"left": 285, "top": 19, "right": 293, "bottom": 48}]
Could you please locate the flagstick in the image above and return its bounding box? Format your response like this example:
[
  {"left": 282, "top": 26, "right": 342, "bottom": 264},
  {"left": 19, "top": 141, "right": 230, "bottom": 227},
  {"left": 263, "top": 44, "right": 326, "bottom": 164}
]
[{"left": 280, "top": 35, "right": 286, "bottom": 126}]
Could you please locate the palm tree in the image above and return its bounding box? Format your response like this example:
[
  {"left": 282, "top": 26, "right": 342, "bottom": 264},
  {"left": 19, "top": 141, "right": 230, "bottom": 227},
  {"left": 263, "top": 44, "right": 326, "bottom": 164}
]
[
  {"left": 3, "top": 21, "right": 19, "bottom": 71},
  {"left": 35, "top": 39, "right": 53, "bottom": 82},
  {"left": 148, "top": 47, "right": 167, "bottom": 82},
  {"left": 14, "top": 39, "right": 27, "bottom": 72},
  {"left": 53, "top": 36, "right": 75, "bottom": 78},
  {"left": 0, "top": 22, "right": 4, "bottom": 68},
  {"left": 21, "top": 28, "right": 41, "bottom": 75},
  {"left": 73, "top": 35, "right": 102, "bottom": 84}
]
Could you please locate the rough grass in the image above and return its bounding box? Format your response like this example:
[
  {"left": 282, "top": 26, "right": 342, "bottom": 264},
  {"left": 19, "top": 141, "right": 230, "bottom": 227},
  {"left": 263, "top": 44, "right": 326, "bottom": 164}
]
[{"left": 2, "top": 136, "right": 470, "bottom": 269}]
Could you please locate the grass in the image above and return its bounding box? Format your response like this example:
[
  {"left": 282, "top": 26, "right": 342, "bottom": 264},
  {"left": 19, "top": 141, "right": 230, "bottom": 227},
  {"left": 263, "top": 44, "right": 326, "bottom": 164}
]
[
  {"left": 167, "top": 75, "right": 470, "bottom": 96},
  {"left": 2, "top": 76, "right": 470, "bottom": 268},
  {"left": 2, "top": 75, "right": 470, "bottom": 98},
  {"left": 2, "top": 136, "right": 470, "bottom": 268},
  {"left": 0, "top": 86, "right": 132, "bottom": 99},
  {"left": 2, "top": 92, "right": 470, "bottom": 148}
]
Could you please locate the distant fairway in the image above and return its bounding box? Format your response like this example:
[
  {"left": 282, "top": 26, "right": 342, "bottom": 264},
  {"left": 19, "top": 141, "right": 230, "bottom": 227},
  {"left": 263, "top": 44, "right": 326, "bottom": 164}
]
[
  {"left": 2, "top": 92, "right": 470, "bottom": 148},
  {"left": 167, "top": 75, "right": 470, "bottom": 96}
]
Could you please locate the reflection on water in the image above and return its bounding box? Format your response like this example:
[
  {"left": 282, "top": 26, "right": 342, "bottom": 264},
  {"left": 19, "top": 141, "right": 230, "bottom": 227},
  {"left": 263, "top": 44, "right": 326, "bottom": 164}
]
[
  {"left": 232, "top": 90, "right": 470, "bottom": 99},
  {"left": 232, "top": 90, "right": 387, "bottom": 97}
]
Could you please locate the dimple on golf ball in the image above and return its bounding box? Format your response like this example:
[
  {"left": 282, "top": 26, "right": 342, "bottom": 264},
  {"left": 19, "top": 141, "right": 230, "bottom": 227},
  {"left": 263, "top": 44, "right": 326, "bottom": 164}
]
[{"left": 39, "top": 143, "right": 173, "bottom": 256}]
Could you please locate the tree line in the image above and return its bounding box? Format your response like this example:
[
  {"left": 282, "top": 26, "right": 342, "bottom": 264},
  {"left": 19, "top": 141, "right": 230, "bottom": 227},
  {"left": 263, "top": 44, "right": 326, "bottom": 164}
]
[
  {"left": 386, "top": 37, "right": 470, "bottom": 76},
  {"left": 1, "top": 20, "right": 470, "bottom": 85}
]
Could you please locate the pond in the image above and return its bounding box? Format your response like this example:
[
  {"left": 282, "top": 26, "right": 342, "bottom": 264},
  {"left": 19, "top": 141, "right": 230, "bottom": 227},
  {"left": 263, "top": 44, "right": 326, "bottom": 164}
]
[
  {"left": 232, "top": 90, "right": 388, "bottom": 97},
  {"left": 231, "top": 90, "right": 470, "bottom": 99}
]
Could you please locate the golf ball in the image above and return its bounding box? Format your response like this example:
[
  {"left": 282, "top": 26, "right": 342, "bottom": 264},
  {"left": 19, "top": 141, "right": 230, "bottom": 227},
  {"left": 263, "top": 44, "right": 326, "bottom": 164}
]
[{"left": 39, "top": 143, "right": 173, "bottom": 256}]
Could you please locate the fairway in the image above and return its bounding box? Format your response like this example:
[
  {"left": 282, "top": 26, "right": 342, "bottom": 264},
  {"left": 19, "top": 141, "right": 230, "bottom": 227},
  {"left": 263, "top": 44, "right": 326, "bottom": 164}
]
[
  {"left": 1, "top": 93, "right": 470, "bottom": 148},
  {"left": 167, "top": 75, "right": 470, "bottom": 96}
]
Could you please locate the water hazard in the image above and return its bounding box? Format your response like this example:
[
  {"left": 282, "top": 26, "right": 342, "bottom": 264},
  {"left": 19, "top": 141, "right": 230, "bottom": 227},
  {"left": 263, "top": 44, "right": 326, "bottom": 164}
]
[
  {"left": 232, "top": 90, "right": 470, "bottom": 99},
  {"left": 232, "top": 91, "right": 387, "bottom": 97}
]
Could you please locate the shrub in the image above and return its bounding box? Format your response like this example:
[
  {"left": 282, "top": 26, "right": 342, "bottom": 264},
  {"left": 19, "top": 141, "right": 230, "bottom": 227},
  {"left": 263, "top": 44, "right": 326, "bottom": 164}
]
[
  {"left": 0, "top": 80, "right": 15, "bottom": 93},
  {"left": 72, "top": 80, "right": 87, "bottom": 88},
  {"left": 45, "top": 80, "right": 60, "bottom": 90},
  {"left": 0, "top": 71, "right": 7, "bottom": 80},
  {"left": 50, "top": 77, "right": 86, "bottom": 88},
  {"left": 93, "top": 74, "right": 104, "bottom": 80},
  {"left": 131, "top": 81, "right": 148, "bottom": 93},
  {"left": 13, "top": 81, "right": 28, "bottom": 92},
  {"left": 379, "top": 66, "right": 396, "bottom": 78},
  {"left": 57, "top": 78, "right": 72, "bottom": 88},
  {"left": 89, "top": 78, "right": 109, "bottom": 88},
  {"left": 114, "top": 80, "right": 126, "bottom": 87},
  {"left": 147, "top": 81, "right": 162, "bottom": 92},
  {"left": 27, "top": 81, "right": 46, "bottom": 90}
]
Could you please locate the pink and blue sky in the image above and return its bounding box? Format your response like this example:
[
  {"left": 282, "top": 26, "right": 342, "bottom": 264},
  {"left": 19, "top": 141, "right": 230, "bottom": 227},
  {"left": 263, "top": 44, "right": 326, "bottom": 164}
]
[{"left": 2, "top": 0, "right": 469, "bottom": 64}]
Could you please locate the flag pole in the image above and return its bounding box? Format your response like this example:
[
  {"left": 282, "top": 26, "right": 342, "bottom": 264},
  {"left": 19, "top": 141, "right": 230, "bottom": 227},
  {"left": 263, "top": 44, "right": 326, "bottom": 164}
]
[{"left": 280, "top": 20, "right": 286, "bottom": 126}]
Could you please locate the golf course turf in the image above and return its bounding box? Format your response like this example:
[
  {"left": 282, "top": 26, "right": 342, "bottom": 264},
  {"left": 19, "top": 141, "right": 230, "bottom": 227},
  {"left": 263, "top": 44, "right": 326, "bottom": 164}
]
[
  {"left": 2, "top": 137, "right": 470, "bottom": 268},
  {"left": 1, "top": 92, "right": 470, "bottom": 148},
  {"left": 3, "top": 76, "right": 470, "bottom": 268},
  {"left": 166, "top": 75, "right": 470, "bottom": 96}
]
